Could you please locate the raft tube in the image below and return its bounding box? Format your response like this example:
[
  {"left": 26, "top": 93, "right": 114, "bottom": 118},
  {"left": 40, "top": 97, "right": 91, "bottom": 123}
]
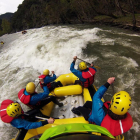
[
  {"left": 50, "top": 73, "right": 83, "bottom": 97},
  {"left": 12, "top": 73, "right": 123, "bottom": 140}
]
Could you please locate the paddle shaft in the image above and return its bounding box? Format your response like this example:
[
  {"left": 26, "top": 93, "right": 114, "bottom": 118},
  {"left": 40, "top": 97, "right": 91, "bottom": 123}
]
[
  {"left": 27, "top": 115, "right": 58, "bottom": 125},
  {"left": 36, "top": 73, "right": 53, "bottom": 89},
  {"left": 77, "top": 58, "right": 91, "bottom": 65},
  {"left": 35, "top": 116, "right": 59, "bottom": 125},
  {"left": 24, "top": 111, "right": 49, "bottom": 121},
  {"left": 24, "top": 113, "right": 50, "bottom": 122},
  {"left": 35, "top": 82, "right": 40, "bottom": 89},
  {"left": 111, "top": 83, "right": 115, "bottom": 94},
  {"left": 35, "top": 116, "right": 48, "bottom": 121},
  {"left": 77, "top": 57, "right": 101, "bottom": 69}
]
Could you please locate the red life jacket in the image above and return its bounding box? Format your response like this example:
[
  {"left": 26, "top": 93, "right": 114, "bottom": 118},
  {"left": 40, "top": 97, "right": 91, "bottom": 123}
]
[
  {"left": 18, "top": 89, "right": 39, "bottom": 109},
  {"left": 81, "top": 68, "right": 96, "bottom": 87},
  {"left": 38, "top": 75, "right": 51, "bottom": 89},
  {"left": 101, "top": 102, "right": 133, "bottom": 136},
  {"left": 0, "top": 99, "right": 24, "bottom": 123}
]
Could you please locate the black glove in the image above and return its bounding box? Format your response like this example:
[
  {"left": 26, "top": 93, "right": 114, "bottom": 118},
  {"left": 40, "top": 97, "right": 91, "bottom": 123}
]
[
  {"left": 42, "top": 120, "right": 48, "bottom": 126},
  {"left": 104, "top": 82, "right": 110, "bottom": 89}
]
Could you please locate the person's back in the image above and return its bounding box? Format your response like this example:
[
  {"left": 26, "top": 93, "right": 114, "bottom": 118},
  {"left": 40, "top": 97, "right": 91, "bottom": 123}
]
[
  {"left": 18, "top": 82, "right": 63, "bottom": 110},
  {"left": 88, "top": 78, "right": 133, "bottom": 136},
  {"left": 0, "top": 99, "right": 54, "bottom": 130},
  {"left": 18, "top": 82, "right": 50, "bottom": 109},
  {"left": 70, "top": 56, "right": 96, "bottom": 98},
  {"left": 101, "top": 102, "right": 133, "bottom": 136},
  {"left": 72, "top": 77, "right": 133, "bottom": 136},
  {"left": 39, "top": 69, "right": 62, "bottom": 92}
]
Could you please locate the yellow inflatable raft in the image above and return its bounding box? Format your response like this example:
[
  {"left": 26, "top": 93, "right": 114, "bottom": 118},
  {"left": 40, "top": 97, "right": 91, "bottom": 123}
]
[
  {"left": 0, "top": 41, "right": 4, "bottom": 44},
  {"left": 13, "top": 73, "right": 124, "bottom": 140}
]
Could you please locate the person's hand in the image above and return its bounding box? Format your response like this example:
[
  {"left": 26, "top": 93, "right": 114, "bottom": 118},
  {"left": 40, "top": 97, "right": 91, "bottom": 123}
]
[
  {"left": 73, "top": 56, "right": 77, "bottom": 61},
  {"left": 107, "top": 77, "right": 115, "bottom": 85},
  {"left": 39, "top": 78, "right": 44, "bottom": 84},
  {"left": 51, "top": 71, "right": 54, "bottom": 74},
  {"left": 90, "top": 63, "right": 94, "bottom": 67},
  {"left": 48, "top": 117, "right": 54, "bottom": 124}
]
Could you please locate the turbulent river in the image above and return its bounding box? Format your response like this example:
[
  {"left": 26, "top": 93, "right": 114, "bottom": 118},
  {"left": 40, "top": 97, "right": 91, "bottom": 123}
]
[{"left": 0, "top": 25, "right": 140, "bottom": 140}]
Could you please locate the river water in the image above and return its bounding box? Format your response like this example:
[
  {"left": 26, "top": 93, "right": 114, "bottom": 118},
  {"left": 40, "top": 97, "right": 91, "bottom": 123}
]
[{"left": 0, "top": 25, "right": 140, "bottom": 140}]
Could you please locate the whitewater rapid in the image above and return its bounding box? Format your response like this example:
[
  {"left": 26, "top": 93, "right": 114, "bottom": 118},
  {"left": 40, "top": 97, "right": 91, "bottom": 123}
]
[{"left": 0, "top": 25, "right": 140, "bottom": 140}]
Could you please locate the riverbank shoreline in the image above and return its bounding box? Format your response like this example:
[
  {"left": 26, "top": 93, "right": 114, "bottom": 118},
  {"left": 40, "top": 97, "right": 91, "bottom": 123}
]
[
  {"left": 69, "top": 15, "right": 140, "bottom": 33},
  {"left": 1, "top": 14, "right": 140, "bottom": 37},
  {"left": 89, "top": 21, "right": 140, "bottom": 32}
]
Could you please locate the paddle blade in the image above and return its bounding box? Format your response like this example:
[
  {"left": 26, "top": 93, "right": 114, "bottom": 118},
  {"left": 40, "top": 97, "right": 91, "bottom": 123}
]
[{"left": 94, "top": 65, "right": 101, "bottom": 69}]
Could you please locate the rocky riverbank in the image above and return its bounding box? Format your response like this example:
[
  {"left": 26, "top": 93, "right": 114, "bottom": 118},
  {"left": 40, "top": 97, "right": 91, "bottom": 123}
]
[{"left": 76, "top": 15, "right": 140, "bottom": 32}]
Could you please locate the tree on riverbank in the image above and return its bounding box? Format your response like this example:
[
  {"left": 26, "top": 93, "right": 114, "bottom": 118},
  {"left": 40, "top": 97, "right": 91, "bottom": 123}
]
[
  {"left": 128, "top": 0, "right": 136, "bottom": 28},
  {"left": 0, "top": 13, "right": 13, "bottom": 36},
  {"left": 0, "top": 19, "right": 11, "bottom": 36},
  {"left": 1, "top": 0, "right": 140, "bottom": 36}
]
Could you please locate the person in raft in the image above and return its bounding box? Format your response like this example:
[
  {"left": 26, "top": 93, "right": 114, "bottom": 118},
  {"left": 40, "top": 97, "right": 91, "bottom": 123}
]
[
  {"left": 22, "top": 30, "right": 27, "bottom": 34},
  {"left": 0, "top": 99, "right": 54, "bottom": 130},
  {"left": 18, "top": 81, "right": 63, "bottom": 111},
  {"left": 70, "top": 56, "right": 97, "bottom": 98},
  {"left": 38, "top": 69, "right": 63, "bottom": 92},
  {"left": 72, "top": 77, "right": 133, "bottom": 137},
  {"left": 0, "top": 41, "right": 4, "bottom": 44}
]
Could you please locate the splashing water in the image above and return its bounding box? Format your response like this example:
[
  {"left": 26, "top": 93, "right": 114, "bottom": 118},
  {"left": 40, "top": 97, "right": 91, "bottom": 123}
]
[{"left": 0, "top": 25, "right": 140, "bottom": 140}]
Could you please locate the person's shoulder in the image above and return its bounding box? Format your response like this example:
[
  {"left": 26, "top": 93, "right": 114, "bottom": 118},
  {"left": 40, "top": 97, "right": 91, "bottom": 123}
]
[
  {"left": 90, "top": 67, "right": 97, "bottom": 71},
  {"left": 90, "top": 67, "right": 96, "bottom": 69},
  {"left": 11, "top": 116, "right": 22, "bottom": 123},
  {"left": 83, "top": 68, "right": 89, "bottom": 72},
  {"left": 45, "top": 75, "right": 50, "bottom": 78}
]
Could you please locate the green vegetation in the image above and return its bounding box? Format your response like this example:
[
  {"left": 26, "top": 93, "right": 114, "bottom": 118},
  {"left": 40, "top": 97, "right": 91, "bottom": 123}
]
[
  {"left": 1, "top": 19, "right": 11, "bottom": 33},
  {"left": 0, "top": 13, "right": 13, "bottom": 36},
  {"left": 114, "top": 15, "right": 134, "bottom": 24},
  {"left": 0, "top": 0, "right": 140, "bottom": 36},
  {"left": 94, "top": 16, "right": 112, "bottom": 21},
  {"left": 0, "top": 19, "right": 11, "bottom": 36}
]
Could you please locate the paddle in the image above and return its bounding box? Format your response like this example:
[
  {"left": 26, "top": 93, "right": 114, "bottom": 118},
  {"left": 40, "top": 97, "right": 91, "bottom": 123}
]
[
  {"left": 35, "top": 81, "right": 40, "bottom": 89},
  {"left": 24, "top": 112, "right": 56, "bottom": 123},
  {"left": 77, "top": 58, "right": 101, "bottom": 69},
  {"left": 111, "top": 83, "right": 115, "bottom": 94},
  {"left": 35, "top": 115, "right": 49, "bottom": 120},
  {"left": 24, "top": 109, "right": 50, "bottom": 121},
  {"left": 24, "top": 110, "right": 62, "bottom": 122},
  {"left": 36, "top": 72, "right": 54, "bottom": 89},
  {"left": 35, "top": 116, "right": 60, "bottom": 125}
]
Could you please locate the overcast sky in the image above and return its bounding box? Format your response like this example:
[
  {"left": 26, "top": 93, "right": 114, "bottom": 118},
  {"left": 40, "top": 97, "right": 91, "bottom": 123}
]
[{"left": 0, "top": 0, "right": 24, "bottom": 15}]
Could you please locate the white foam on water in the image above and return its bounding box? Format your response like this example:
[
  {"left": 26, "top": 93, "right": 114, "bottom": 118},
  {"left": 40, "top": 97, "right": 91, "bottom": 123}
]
[
  {"left": 99, "top": 38, "right": 115, "bottom": 46},
  {"left": 0, "top": 26, "right": 101, "bottom": 140},
  {"left": 131, "top": 122, "right": 140, "bottom": 133},
  {"left": 102, "top": 51, "right": 118, "bottom": 58},
  {"left": 118, "top": 40, "right": 140, "bottom": 54},
  {"left": 120, "top": 56, "right": 139, "bottom": 68},
  {"left": 103, "top": 28, "right": 140, "bottom": 37},
  {"left": 0, "top": 26, "right": 101, "bottom": 76},
  {"left": 0, "top": 25, "right": 140, "bottom": 140},
  {"left": 99, "top": 29, "right": 140, "bottom": 54}
]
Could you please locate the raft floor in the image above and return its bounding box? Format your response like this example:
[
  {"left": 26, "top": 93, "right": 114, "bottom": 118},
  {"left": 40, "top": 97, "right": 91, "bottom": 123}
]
[{"left": 50, "top": 94, "right": 84, "bottom": 119}]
